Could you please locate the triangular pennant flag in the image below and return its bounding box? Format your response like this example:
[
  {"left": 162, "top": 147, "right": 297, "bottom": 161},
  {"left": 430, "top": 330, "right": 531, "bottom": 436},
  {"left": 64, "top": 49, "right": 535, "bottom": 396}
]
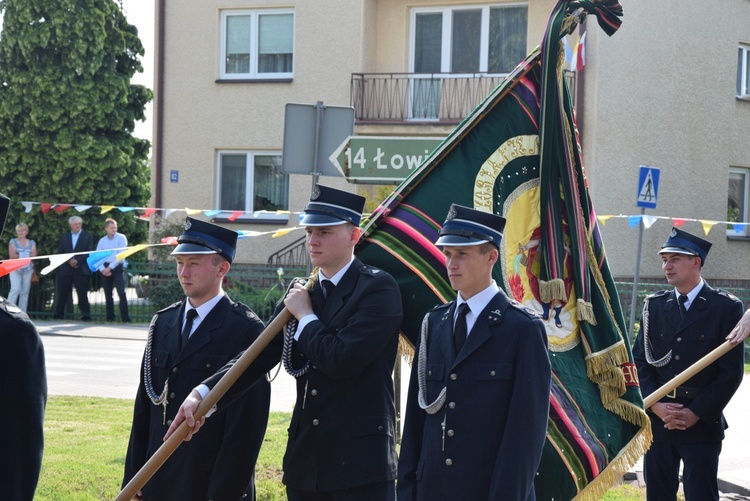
[
  {"left": 642, "top": 214, "right": 659, "bottom": 229},
  {"left": 185, "top": 208, "right": 201, "bottom": 215},
  {"left": 87, "top": 250, "right": 113, "bottom": 272},
  {"left": 0, "top": 258, "right": 32, "bottom": 277},
  {"left": 116, "top": 244, "right": 150, "bottom": 261},
  {"left": 40, "top": 203, "right": 52, "bottom": 214},
  {"left": 100, "top": 205, "right": 115, "bottom": 214},
  {"left": 701, "top": 220, "right": 717, "bottom": 235},
  {"left": 120, "top": 207, "right": 136, "bottom": 213},
  {"left": 672, "top": 217, "right": 688, "bottom": 227},
  {"left": 74, "top": 205, "right": 92, "bottom": 212},
  {"left": 596, "top": 215, "right": 613, "bottom": 225},
  {"left": 165, "top": 209, "right": 175, "bottom": 218},
  {"left": 237, "top": 230, "right": 263, "bottom": 239},
  {"left": 627, "top": 215, "right": 642, "bottom": 228},
  {"left": 52, "top": 204, "right": 70, "bottom": 213},
  {"left": 228, "top": 210, "right": 244, "bottom": 222},
  {"left": 161, "top": 236, "right": 178, "bottom": 246},
  {"left": 272, "top": 227, "right": 298, "bottom": 238},
  {"left": 21, "top": 201, "right": 33, "bottom": 213},
  {"left": 732, "top": 223, "right": 746, "bottom": 234},
  {"left": 42, "top": 253, "right": 76, "bottom": 275},
  {"left": 204, "top": 210, "right": 222, "bottom": 218},
  {"left": 142, "top": 208, "right": 157, "bottom": 217}
]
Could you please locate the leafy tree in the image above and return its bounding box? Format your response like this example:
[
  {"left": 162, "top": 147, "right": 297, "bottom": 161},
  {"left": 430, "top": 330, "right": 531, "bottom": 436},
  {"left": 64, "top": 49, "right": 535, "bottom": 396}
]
[{"left": 0, "top": 0, "right": 152, "bottom": 259}]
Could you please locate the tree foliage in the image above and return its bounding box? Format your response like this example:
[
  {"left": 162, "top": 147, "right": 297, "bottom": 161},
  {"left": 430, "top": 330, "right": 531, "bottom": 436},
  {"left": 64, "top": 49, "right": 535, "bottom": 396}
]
[{"left": 0, "top": 0, "right": 152, "bottom": 257}]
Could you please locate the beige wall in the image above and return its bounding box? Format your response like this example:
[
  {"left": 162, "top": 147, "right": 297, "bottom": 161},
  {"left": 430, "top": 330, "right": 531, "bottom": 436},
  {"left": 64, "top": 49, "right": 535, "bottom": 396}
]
[
  {"left": 158, "top": 0, "right": 558, "bottom": 263},
  {"left": 582, "top": 0, "right": 750, "bottom": 281}
]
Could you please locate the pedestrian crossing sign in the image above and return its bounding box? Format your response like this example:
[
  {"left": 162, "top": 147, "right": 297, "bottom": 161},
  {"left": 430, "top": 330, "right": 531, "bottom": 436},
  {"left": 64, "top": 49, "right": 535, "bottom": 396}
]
[{"left": 637, "top": 166, "right": 660, "bottom": 209}]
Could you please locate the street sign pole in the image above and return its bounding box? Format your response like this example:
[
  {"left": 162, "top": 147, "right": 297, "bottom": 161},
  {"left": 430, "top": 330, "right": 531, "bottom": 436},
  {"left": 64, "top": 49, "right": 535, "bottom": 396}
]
[
  {"left": 628, "top": 207, "right": 645, "bottom": 337},
  {"left": 628, "top": 166, "right": 660, "bottom": 337},
  {"left": 311, "top": 101, "right": 324, "bottom": 192}
]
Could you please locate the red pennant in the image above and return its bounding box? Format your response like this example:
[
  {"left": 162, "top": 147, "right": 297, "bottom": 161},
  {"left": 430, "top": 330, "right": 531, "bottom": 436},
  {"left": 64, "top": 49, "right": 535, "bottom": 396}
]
[
  {"left": 228, "top": 210, "right": 244, "bottom": 221},
  {"left": 672, "top": 218, "right": 688, "bottom": 227},
  {"left": 53, "top": 204, "right": 71, "bottom": 213},
  {"left": 41, "top": 203, "right": 52, "bottom": 213},
  {"left": 0, "top": 259, "right": 32, "bottom": 277},
  {"left": 161, "top": 236, "right": 178, "bottom": 246}
]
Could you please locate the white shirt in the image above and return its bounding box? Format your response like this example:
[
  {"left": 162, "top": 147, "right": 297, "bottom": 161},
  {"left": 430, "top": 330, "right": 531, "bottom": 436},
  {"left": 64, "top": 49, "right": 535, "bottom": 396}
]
[
  {"left": 456, "top": 281, "right": 500, "bottom": 338},
  {"left": 676, "top": 278, "right": 705, "bottom": 312},
  {"left": 294, "top": 258, "right": 355, "bottom": 340},
  {"left": 183, "top": 291, "right": 225, "bottom": 339},
  {"left": 95, "top": 232, "right": 128, "bottom": 271}
]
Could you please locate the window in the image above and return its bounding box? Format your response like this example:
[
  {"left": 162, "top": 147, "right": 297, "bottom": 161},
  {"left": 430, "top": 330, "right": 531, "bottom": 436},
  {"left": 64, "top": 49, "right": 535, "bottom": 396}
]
[
  {"left": 738, "top": 43, "right": 750, "bottom": 99},
  {"left": 220, "top": 10, "right": 294, "bottom": 80},
  {"left": 218, "top": 152, "right": 289, "bottom": 221},
  {"left": 728, "top": 167, "right": 750, "bottom": 236},
  {"left": 411, "top": 4, "right": 527, "bottom": 74},
  {"left": 409, "top": 4, "right": 527, "bottom": 118}
]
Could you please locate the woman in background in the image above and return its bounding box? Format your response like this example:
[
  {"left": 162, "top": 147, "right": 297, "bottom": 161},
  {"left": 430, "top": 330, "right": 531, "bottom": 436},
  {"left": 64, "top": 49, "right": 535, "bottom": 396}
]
[{"left": 8, "top": 222, "right": 37, "bottom": 312}]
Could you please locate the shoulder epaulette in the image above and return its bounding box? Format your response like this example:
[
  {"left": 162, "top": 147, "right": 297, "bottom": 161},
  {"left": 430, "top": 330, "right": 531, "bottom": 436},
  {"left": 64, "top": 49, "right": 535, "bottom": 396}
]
[
  {"left": 156, "top": 301, "right": 183, "bottom": 314},
  {"left": 429, "top": 302, "right": 451, "bottom": 314},
  {"left": 509, "top": 299, "right": 539, "bottom": 318},
  {"left": 231, "top": 301, "right": 261, "bottom": 322},
  {"left": 646, "top": 289, "right": 670, "bottom": 300},
  {"left": 715, "top": 289, "right": 742, "bottom": 303},
  {"left": 359, "top": 263, "right": 385, "bottom": 276}
]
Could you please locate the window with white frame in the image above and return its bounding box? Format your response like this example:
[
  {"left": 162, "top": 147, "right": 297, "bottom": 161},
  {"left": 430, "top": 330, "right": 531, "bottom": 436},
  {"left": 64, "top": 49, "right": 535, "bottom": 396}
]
[
  {"left": 411, "top": 4, "right": 527, "bottom": 74},
  {"left": 220, "top": 10, "right": 294, "bottom": 80},
  {"left": 409, "top": 4, "right": 527, "bottom": 118},
  {"left": 218, "top": 152, "right": 289, "bottom": 219},
  {"left": 738, "top": 43, "right": 750, "bottom": 99},
  {"left": 728, "top": 167, "right": 750, "bottom": 236}
]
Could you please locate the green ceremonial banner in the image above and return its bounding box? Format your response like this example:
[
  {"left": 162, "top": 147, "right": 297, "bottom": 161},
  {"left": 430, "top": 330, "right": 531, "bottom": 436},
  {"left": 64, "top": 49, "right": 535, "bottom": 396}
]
[{"left": 356, "top": 1, "right": 651, "bottom": 499}]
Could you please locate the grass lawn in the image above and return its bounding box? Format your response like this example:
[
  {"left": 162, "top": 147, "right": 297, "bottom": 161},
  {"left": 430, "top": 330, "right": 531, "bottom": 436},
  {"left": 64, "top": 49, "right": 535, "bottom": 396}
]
[{"left": 37, "top": 396, "right": 656, "bottom": 500}]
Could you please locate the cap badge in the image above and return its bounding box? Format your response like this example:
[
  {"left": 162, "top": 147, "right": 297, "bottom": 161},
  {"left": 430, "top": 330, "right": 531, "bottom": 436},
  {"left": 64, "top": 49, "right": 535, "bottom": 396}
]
[
  {"left": 184, "top": 218, "right": 192, "bottom": 231},
  {"left": 311, "top": 185, "right": 321, "bottom": 200},
  {"left": 447, "top": 205, "right": 457, "bottom": 220},
  {"left": 670, "top": 228, "right": 677, "bottom": 238}
]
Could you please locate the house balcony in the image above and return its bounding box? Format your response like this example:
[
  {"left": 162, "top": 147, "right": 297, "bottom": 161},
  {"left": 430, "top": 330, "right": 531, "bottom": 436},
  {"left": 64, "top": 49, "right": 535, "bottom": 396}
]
[{"left": 350, "top": 71, "right": 577, "bottom": 125}]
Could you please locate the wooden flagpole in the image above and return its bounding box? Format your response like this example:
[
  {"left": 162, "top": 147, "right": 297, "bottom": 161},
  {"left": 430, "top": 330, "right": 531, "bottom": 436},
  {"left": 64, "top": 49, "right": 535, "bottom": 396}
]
[
  {"left": 643, "top": 340, "right": 740, "bottom": 409},
  {"left": 114, "top": 308, "right": 293, "bottom": 501}
]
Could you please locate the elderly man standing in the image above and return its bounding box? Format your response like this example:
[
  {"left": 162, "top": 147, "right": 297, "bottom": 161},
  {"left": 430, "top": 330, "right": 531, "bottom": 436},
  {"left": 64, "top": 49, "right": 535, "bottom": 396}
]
[
  {"left": 633, "top": 227, "right": 744, "bottom": 501},
  {"left": 52, "top": 215, "right": 94, "bottom": 320}
]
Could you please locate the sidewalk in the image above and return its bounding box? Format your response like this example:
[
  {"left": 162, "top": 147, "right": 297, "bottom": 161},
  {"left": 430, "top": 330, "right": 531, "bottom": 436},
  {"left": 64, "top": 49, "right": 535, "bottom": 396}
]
[{"left": 36, "top": 319, "right": 750, "bottom": 496}]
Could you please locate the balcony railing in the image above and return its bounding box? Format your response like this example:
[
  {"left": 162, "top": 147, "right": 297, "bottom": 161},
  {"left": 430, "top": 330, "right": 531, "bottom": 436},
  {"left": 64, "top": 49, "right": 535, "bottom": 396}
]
[{"left": 351, "top": 71, "right": 577, "bottom": 124}]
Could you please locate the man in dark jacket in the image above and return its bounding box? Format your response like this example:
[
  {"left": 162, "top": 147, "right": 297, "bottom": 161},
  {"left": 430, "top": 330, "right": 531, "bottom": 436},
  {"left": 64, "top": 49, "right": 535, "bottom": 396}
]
[
  {"left": 168, "top": 185, "right": 403, "bottom": 500},
  {"left": 0, "top": 193, "right": 47, "bottom": 500},
  {"left": 52, "top": 215, "right": 94, "bottom": 320},
  {"left": 397, "top": 204, "right": 551, "bottom": 501},
  {"left": 122, "top": 217, "right": 270, "bottom": 500},
  {"left": 634, "top": 227, "right": 744, "bottom": 501}
]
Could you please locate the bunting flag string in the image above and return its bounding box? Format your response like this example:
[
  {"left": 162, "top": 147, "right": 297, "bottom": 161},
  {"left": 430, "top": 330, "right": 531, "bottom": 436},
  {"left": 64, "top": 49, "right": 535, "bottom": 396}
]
[
  {"left": 0, "top": 226, "right": 305, "bottom": 278},
  {"left": 19, "top": 200, "right": 299, "bottom": 221},
  {"left": 14, "top": 199, "right": 750, "bottom": 236}
]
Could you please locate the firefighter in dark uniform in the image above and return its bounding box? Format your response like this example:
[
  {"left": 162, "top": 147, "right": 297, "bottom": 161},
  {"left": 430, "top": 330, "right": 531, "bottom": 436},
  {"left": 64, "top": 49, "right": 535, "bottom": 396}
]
[
  {"left": 0, "top": 193, "right": 47, "bottom": 500},
  {"left": 167, "top": 185, "right": 403, "bottom": 501},
  {"left": 398, "top": 204, "right": 551, "bottom": 501},
  {"left": 123, "top": 217, "right": 270, "bottom": 500},
  {"left": 633, "top": 227, "right": 744, "bottom": 501}
]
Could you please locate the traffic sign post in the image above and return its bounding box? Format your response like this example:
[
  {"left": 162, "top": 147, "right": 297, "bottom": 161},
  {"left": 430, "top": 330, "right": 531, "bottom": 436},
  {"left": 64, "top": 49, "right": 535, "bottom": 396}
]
[
  {"left": 629, "top": 165, "right": 661, "bottom": 336},
  {"left": 329, "top": 136, "right": 443, "bottom": 184},
  {"left": 281, "top": 102, "right": 355, "bottom": 183}
]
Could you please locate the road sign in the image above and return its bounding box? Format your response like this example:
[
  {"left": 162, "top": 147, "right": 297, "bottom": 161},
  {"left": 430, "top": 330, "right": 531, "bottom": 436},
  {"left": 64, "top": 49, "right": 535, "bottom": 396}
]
[
  {"left": 330, "top": 136, "right": 443, "bottom": 184},
  {"left": 636, "top": 165, "right": 660, "bottom": 209},
  {"left": 282, "top": 102, "right": 354, "bottom": 177}
]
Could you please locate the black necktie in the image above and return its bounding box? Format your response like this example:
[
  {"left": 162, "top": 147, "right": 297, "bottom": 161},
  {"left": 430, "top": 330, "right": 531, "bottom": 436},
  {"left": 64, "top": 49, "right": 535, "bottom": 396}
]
[
  {"left": 322, "top": 279, "right": 335, "bottom": 300},
  {"left": 454, "top": 303, "right": 470, "bottom": 354},
  {"left": 181, "top": 308, "right": 198, "bottom": 348},
  {"left": 678, "top": 294, "right": 688, "bottom": 318}
]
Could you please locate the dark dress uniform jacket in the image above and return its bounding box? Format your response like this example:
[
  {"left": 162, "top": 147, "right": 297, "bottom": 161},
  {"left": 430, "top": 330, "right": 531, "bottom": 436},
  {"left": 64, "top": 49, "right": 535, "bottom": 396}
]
[
  {"left": 0, "top": 298, "right": 47, "bottom": 500},
  {"left": 123, "top": 295, "right": 271, "bottom": 501},
  {"left": 57, "top": 229, "right": 94, "bottom": 275},
  {"left": 206, "top": 258, "right": 403, "bottom": 492},
  {"left": 633, "top": 283, "right": 744, "bottom": 444},
  {"left": 398, "top": 291, "right": 551, "bottom": 501}
]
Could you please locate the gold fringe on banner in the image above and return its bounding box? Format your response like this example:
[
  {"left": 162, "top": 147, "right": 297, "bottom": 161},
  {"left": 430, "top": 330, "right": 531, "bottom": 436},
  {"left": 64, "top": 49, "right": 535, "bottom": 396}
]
[
  {"left": 576, "top": 298, "right": 597, "bottom": 325},
  {"left": 539, "top": 278, "right": 567, "bottom": 303}
]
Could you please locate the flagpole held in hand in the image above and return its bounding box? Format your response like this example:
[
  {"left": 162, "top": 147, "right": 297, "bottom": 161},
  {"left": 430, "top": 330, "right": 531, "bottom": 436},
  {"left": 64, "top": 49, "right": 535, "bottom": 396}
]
[
  {"left": 643, "top": 340, "right": 737, "bottom": 409},
  {"left": 114, "top": 277, "right": 317, "bottom": 501}
]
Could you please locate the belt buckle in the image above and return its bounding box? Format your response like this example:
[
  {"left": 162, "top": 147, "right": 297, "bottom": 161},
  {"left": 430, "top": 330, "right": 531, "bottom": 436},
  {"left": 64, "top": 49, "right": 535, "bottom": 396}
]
[{"left": 666, "top": 388, "right": 677, "bottom": 398}]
